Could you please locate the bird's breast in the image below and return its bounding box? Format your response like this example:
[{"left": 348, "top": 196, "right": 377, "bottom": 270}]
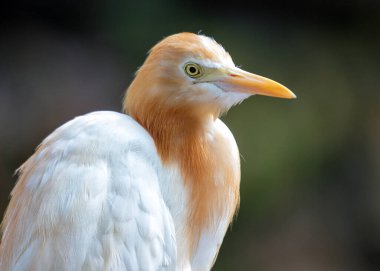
[{"left": 158, "top": 118, "right": 241, "bottom": 270}]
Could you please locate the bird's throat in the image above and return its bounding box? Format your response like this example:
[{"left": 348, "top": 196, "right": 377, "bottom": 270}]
[{"left": 128, "top": 103, "right": 239, "bottom": 254}]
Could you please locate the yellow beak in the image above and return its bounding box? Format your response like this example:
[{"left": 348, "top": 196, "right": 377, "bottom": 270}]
[{"left": 215, "top": 67, "right": 296, "bottom": 99}]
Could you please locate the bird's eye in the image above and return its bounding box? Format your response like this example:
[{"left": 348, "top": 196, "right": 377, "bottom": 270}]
[{"left": 184, "top": 63, "right": 203, "bottom": 78}]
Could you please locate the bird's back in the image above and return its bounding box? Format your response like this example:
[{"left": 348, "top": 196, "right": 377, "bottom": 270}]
[{"left": 0, "top": 111, "right": 176, "bottom": 271}]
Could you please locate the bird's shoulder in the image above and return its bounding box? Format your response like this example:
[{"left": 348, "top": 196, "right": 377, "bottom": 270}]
[
  {"left": 0, "top": 111, "right": 176, "bottom": 271},
  {"left": 43, "top": 111, "right": 157, "bottom": 155}
]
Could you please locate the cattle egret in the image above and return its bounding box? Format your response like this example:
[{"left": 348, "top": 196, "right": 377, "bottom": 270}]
[{"left": 0, "top": 32, "right": 295, "bottom": 270}]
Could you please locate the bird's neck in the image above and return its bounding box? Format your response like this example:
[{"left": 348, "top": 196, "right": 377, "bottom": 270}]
[{"left": 127, "top": 103, "right": 239, "bottom": 253}]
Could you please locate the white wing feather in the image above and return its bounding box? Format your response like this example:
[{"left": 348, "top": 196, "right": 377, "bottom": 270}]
[{"left": 0, "top": 111, "right": 176, "bottom": 271}]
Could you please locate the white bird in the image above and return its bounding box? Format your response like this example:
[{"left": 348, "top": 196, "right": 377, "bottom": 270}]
[{"left": 0, "top": 32, "right": 295, "bottom": 271}]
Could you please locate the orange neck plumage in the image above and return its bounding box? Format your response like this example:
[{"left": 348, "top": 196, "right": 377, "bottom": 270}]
[{"left": 125, "top": 91, "right": 239, "bottom": 252}]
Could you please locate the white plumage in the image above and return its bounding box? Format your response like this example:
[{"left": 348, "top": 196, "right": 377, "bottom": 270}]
[
  {"left": 0, "top": 112, "right": 176, "bottom": 270},
  {"left": 0, "top": 111, "right": 239, "bottom": 270}
]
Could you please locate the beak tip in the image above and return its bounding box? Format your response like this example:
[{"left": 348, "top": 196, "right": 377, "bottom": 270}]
[{"left": 283, "top": 88, "right": 296, "bottom": 99}]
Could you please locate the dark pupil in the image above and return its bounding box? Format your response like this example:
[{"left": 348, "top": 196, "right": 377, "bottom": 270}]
[{"left": 189, "top": 66, "right": 197, "bottom": 74}]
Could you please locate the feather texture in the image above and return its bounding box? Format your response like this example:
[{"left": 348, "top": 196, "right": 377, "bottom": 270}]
[
  {"left": 0, "top": 111, "right": 240, "bottom": 271},
  {"left": 0, "top": 112, "right": 176, "bottom": 271}
]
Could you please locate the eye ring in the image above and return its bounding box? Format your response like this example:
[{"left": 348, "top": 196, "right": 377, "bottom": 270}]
[{"left": 184, "top": 63, "right": 203, "bottom": 78}]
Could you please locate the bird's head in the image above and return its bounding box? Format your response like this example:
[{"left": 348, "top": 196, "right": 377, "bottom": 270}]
[{"left": 125, "top": 32, "right": 295, "bottom": 120}]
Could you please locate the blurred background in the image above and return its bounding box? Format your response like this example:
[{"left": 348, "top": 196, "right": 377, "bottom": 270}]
[{"left": 1, "top": 0, "right": 379, "bottom": 270}]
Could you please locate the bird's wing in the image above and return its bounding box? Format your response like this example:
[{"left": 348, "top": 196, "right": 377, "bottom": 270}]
[{"left": 0, "top": 111, "right": 176, "bottom": 271}]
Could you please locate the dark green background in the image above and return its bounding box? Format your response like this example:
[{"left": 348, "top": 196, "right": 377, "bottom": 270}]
[{"left": 1, "top": 1, "right": 379, "bottom": 270}]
